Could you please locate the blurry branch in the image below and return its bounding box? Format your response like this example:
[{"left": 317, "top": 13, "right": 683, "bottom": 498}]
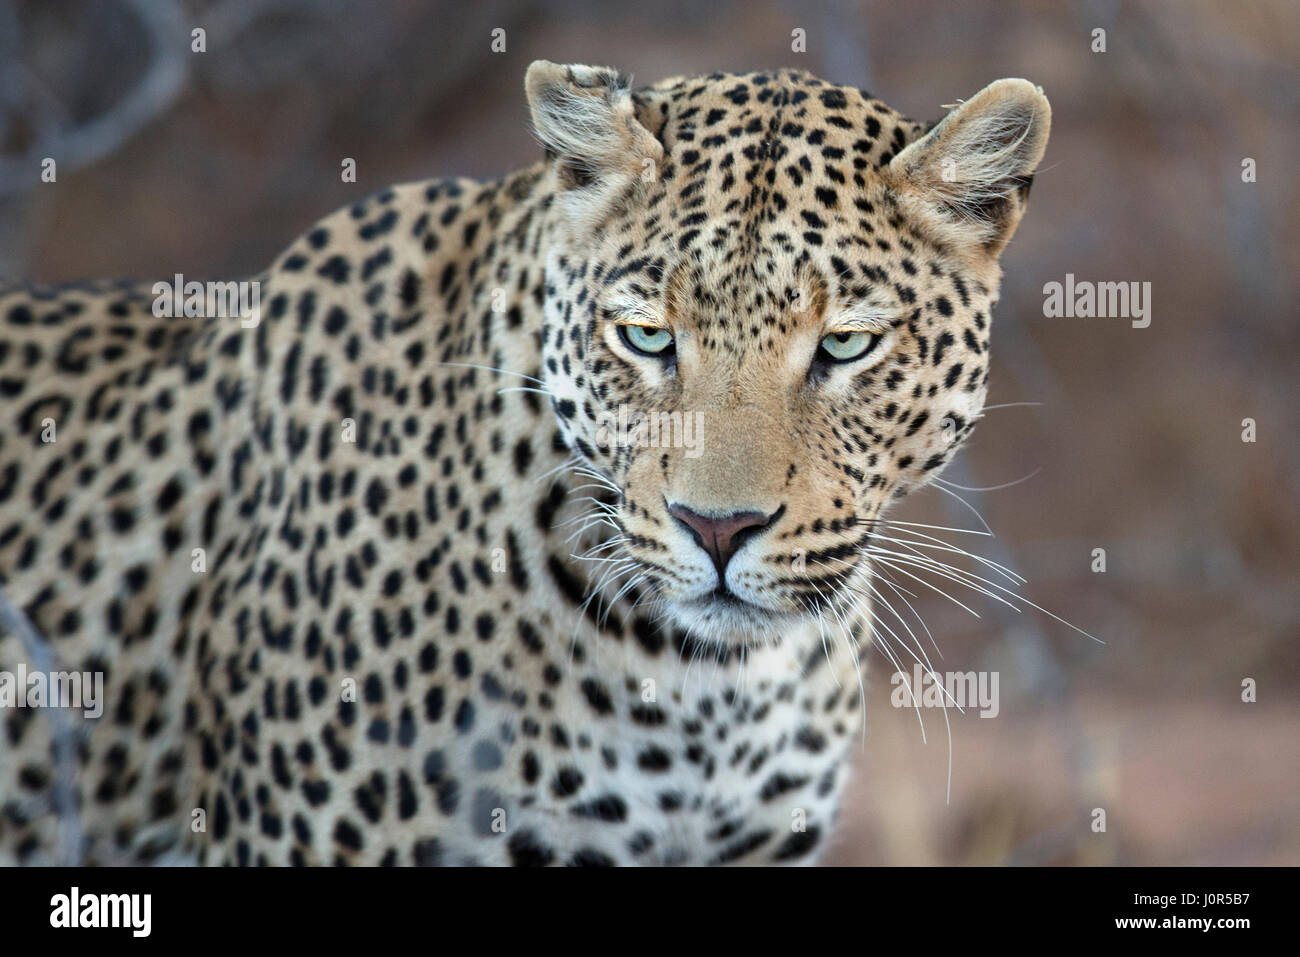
[
  {"left": 0, "top": 0, "right": 187, "bottom": 196},
  {"left": 194, "top": 0, "right": 353, "bottom": 93},
  {"left": 811, "top": 0, "right": 872, "bottom": 90},
  {"left": 0, "top": 584, "right": 85, "bottom": 866},
  {"left": 0, "top": 0, "right": 342, "bottom": 197}
]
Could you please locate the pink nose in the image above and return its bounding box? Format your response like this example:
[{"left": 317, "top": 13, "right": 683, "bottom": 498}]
[{"left": 667, "top": 503, "right": 783, "bottom": 575}]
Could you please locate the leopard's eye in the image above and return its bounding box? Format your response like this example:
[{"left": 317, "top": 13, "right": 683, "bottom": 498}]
[
  {"left": 619, "top": 324, "right": 675, "bottom": 357},
  {"left": 818, "top": 330, "right": 881, "bottom": 363}
]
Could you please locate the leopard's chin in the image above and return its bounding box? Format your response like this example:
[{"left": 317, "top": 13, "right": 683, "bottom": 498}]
[{"left": 665, "top": 591, "right": 807, "bottom": 646}]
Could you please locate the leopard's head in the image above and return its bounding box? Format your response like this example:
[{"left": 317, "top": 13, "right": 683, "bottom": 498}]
[{"left": 528, "top": 61, "right": 1050, "bottom": 643}]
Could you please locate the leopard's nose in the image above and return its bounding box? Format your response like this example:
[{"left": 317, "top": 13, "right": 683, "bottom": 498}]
[{"left": 667, "top": 502, "right": 784, "bottom": 575}]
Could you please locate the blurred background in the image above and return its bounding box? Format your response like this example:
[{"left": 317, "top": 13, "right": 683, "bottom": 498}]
[{"left": 1, "top": 0, "right": 1296, "bottom": 864}]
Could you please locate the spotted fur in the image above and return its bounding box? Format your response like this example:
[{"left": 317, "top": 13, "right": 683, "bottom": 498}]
[{"left": 0, "top": 63, "right": 1049, "bottom": 865}]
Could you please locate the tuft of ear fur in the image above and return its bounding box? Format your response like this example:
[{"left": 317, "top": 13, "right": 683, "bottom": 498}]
[
  {"left": 887, "top": 78, "right": 1051, "bottom": 256},
  {"left": 525, "top": 60, "right": 663, "bottom": 222}
]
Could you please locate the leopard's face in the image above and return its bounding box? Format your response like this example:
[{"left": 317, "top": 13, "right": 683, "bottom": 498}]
[{"left": 529, "top": 63, "right": 1050, "bottom": 643}]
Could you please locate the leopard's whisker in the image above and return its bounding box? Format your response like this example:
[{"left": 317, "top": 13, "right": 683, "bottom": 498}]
[
  {"left": 867, "top": 545, "right": 1104, "bottom": 645},
  {"left": 871, "top": 547, "right": 1029, "bottom": 614},
  {"left": 865, "top": 554, "right": 988, "bottom": 619},
  {"left": 923, "top": 481, "right": 994, "bottom": 535},
  {"left": 874, "top": 569, "right": 944, "bottom": 659},
  {"left": 824, "top": 555, "right": 941, "bottom": 663},
  {"left": 819, "top": 573, "right": 871, "bottom": 737},
  {"left": 935, "top": 468, "right": 1042, "bottom": 494},
  {"left": 437, "top": 360, "right": 545, "bottom": 385},
  {"left": 571, "top": 538, "right": 630, "bottom": 562},
  {"left": 979, "top": 400, "right": 1044, "bottom": 412},
  {"left": 531, "top": 454, "right": 584, "bottom": 485},
  {"left": 803, "top": 578, "right": 843, "bottom": 689},
  {"left": 496, "top": 385, "right": 555, "bottom": 397},
  {"left": 859, "top": 517, "right": 992, "bottom": 537},
  {"left": 865, "top": 546, "right": 1020, "bottom": 608},
  {"left": 824, "top": 561, "right": 964, "bottom": 714},
  {"left": 834, "top": 572, "right": 956, "bottom": 792},
  {"left": 868, "top": 528, "right": 1025, "bottom": 585}
]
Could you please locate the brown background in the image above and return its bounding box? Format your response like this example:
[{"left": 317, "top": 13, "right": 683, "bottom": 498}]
[{"left": 2, "top": 0, "right": 1296, "bottom": 864}]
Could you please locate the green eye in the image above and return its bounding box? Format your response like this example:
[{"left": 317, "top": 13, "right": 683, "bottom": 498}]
[
  {"left": 619, "top": 324, "right": 675, "bottom": 357},
  {"left": 818, "top": 330, "right": 881, "bottom": 363}
]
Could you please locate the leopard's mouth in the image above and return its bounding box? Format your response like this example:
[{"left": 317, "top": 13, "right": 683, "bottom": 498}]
[
  {"left": 684, "top": 587, "right": 768, "bottom": 616},
  {"left": 667, "top": 588, "right": 805, "bottom": 642}
]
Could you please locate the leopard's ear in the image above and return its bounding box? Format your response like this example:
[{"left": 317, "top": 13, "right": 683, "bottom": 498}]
[
  {"left": 525, "top": 61, "right": 663, "bottom": 225},
  {"left": 887, "top": 78, "right": 1051, "bottom": 257}
]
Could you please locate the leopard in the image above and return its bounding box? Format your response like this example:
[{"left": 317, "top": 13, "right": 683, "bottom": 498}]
[{"left": 0, "top": 61, "right": 1050, "bottom": 866}]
